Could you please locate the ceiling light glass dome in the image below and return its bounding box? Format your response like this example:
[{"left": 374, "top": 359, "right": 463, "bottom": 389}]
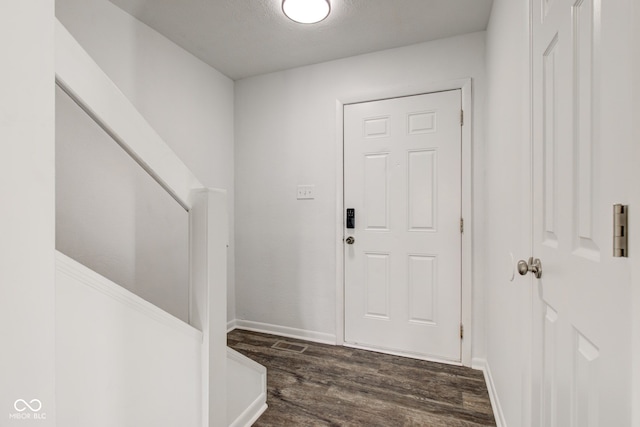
[{"left": 282, "top": 0, "right": 331, "bottom": 24}]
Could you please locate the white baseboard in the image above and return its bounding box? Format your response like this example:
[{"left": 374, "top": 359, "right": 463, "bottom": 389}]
[
  {"left": 231, "top": 319, "right": 336, "bottom": 345},
  {"left": 227, "top": 319, "right": 237, "bottom": 333},
  {"left": 472, "top": 357, "right": 506, "bottom": 427},
  {"left": 229, "top": 401, "right": 267, "bottom": 427}
]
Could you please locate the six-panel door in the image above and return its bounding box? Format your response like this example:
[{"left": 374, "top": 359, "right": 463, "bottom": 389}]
[
  {"left": 344, "top": 90, "right": 462, "bottom": 362},
  {"left": 531, "top": 0, "right": 632, "bottom": 424}
]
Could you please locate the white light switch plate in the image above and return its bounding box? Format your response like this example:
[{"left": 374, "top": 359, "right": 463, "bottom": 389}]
[{"left": 297, "top": 185, "right": 315, "bottom": 200}]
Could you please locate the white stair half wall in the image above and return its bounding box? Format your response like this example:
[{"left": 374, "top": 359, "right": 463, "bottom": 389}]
[
  {"left": 227, "top": 348, "right": 268, "bottom": 427},
  {"left": 56, "top": 252, "right": 203, "bottom": 426},
  {"left": 56, "top": 253, "right": 268, "bottom": 427},
  {"left": 56, "top": 20, "right": 268, "bottom": 427}
]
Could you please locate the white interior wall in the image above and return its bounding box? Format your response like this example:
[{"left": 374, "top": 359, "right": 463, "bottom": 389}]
[
  {"left": 483, "top": 0, "right": 533, "bottom": 425},
  {"left": 56, "top": 86, "right": 190, "bottom": 322},
  {"left": 0, "top": 2, "right": 57, "bottom": 425},
  {"left": 235, "top": 32, "right": 487, "bottom": 355},
  {"left": 55, "top": 0, "right": 237, "bottom": 322}
]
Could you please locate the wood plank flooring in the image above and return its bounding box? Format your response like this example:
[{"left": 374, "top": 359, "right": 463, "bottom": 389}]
[{"left": 228, "top": 330, "right": 496, "bottom": 426}]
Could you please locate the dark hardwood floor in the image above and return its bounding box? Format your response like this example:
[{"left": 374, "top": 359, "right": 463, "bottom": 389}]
[{"left": 228, "top": 330, "right": 496, "bottom": 427}]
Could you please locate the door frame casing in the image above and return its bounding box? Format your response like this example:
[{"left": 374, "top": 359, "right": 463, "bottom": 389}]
[{"left": 335, "top": 78, "right": 474, "bottom": 366}]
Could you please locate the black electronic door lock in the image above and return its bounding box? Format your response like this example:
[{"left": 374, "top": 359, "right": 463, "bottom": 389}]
[{"left": 346, "top": 208, "right": 355, "bottom": 229}]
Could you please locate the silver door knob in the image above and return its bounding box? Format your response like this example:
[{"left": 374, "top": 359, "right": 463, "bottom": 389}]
[
  {"left": 345, "top": 236, "right": 355, "bottom": 245},
  {"left": 517, "top": 257, "right": 542, "bottom": 279}
]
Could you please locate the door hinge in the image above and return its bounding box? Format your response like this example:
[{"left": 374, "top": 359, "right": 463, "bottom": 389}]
[
  {"left": 460, "top": 218, "right": 464, "bottom": 233},
  {"left": 613, "top": 204, "right": 628, "bottom": 257},
  {"left": 460, "top": 323, "right": 464, "bottom": 340},
  {"left": 460, "top": 110, "right": 464, "bottom": 126}
]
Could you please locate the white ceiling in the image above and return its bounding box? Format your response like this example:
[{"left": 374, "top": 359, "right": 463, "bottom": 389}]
[{"left": 109, "top": 0, "right": 494, "bottom": 80}]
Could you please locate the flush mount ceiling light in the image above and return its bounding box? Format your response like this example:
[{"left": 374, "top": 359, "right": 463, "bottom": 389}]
[{"left": 282, "top": 0, "right": 331, "bottom": 24}]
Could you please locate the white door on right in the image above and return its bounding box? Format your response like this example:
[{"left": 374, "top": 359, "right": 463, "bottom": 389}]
[{"left": 531, "top": 0, "right": 632, "bottom": 425}]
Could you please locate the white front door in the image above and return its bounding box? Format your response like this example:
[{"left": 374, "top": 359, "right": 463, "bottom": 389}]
[
  {"left": 343, "top": 90, "right": 462, "bottom": 362},
  {"left": 530, "top": 0, "right": 632, "bottom": 424}
]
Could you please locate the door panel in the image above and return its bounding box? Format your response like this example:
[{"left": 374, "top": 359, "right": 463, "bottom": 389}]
[
  {"left": 344, "top": 90, "right": 462, "bottom": 361},
  {"left": 531, "top": 0, "right": 631, "bottom": 425}
]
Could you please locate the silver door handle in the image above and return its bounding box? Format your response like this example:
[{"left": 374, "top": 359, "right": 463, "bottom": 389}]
[
  {"left": 345, "top": 236, "right": 355, "bottom": 245},
  {"left": 517, "top": 257, "right": 542, "bottom": 278}
]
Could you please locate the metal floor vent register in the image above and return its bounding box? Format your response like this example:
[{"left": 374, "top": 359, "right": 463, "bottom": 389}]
[{"left": 271, "top": 340, "right": 308, "bottom": 354}]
